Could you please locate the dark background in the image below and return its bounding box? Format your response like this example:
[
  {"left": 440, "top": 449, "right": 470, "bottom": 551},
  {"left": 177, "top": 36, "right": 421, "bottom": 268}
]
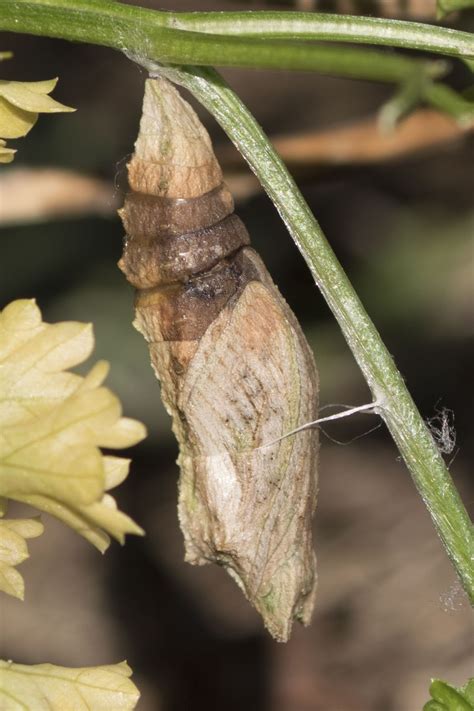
[{"left": 1, "top": 2, "right": 473, "bottom": 709}]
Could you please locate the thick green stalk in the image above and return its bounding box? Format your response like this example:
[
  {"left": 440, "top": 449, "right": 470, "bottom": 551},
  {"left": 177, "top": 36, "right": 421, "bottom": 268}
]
[
  {"left": 0, "top": 0, "right": 437, "bottom": 81},
  {"left": 149, "top": 63, "right": 473, "bottom": 603},
  {"left": 167, "top": 10, "right": 474, "bottom": 62},
  {"left": 2, "top": 0, "right": 473, "bottom": 61},
  {"left": 2, "top": 1, "right": 472, "bottom": 119}
]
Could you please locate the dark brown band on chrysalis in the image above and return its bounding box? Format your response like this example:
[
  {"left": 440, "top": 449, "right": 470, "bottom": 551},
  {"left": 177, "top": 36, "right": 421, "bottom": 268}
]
[
  {"left": 121, "top": 183, "right": 234, "bottom": 239},
  {"left": 119, "top": 181, "right": 259, "bottom": 341},
  {"left": 135, "top": 247, "right": 262, "bottom": 342},
  {"left": 120, "top": 213, "right": 251, "bottom": 289}
]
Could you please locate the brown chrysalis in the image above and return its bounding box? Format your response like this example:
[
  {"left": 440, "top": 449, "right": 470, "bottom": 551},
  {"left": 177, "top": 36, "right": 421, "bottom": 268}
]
[{"left": 118, "top": 78, "right": 319, "bottom": 641}]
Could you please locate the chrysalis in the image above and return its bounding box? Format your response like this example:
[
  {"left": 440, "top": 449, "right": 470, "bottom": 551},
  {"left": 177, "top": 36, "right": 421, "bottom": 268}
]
[{"left": 118, "top": 78, "right": 319, "bottom": 642}]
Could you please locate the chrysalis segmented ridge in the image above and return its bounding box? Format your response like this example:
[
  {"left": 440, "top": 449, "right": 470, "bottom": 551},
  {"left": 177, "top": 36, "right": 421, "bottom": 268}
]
[{"left": 118, "top": 77, "right": 320, "bottom": 642}]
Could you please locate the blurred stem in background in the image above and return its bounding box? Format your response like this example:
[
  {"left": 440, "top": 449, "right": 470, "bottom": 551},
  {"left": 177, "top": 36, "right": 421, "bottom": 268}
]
[
  {"left": 437, "top": 0, "right": 474, "bottom": 19},
  {"left": 1, "top": 0, "right": 473, "bottom": 601}
]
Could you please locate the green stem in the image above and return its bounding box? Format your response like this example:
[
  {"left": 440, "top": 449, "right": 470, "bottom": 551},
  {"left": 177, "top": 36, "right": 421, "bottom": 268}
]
[
  {"left": 0, "top": 0, "right": 436, "bottom": 81},
  {"left": 2, "top": 0, "right": 472, "bottom": 62},
  {"left": 152, "top": 62, "right": 473, "bottom": 603},
  {"left": 2, "top": 1, "right": 472, "bottom": 119},
  {"left": 425, "top": 81, "right": 474, "bottom": 118},
  {"left": 167, "top": 10, "right": 474, "bottom": 62}
]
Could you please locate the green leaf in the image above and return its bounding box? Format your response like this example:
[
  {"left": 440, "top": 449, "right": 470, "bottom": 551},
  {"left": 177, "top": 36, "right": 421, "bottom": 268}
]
[
  {"left": 0, "top": 299, "right": 146, "bottom": 553},
  {"left": 0, "top": 514, "right": 43, "bottom": 599},
  {"left": 463, "top": 680, "right": 474, "bottom": 704},
  {"left": 0, "top": 659, "right": 140, "bottom": 710},
  {"left": 424, "top": 679, "right": 474, "bottom": 711}
]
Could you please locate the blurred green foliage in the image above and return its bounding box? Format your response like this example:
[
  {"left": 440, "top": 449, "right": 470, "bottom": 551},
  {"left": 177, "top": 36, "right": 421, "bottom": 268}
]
[{"left": 424, "top": 678, "right": 474, "bottom": 710}]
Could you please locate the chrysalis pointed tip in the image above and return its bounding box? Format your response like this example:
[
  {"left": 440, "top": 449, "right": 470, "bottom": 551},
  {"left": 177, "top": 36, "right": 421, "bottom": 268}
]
[{"left": 128, "top": 77, "right": 222, "bottom": 198}]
